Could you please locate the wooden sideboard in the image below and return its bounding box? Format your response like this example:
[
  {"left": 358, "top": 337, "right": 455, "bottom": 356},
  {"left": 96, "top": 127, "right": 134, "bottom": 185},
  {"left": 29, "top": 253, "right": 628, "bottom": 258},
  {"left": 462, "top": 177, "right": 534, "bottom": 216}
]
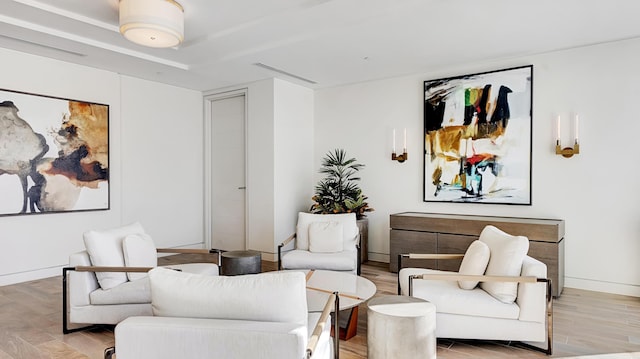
[{"left": 390, "top": 212, "right": 565, "bottom": 297}]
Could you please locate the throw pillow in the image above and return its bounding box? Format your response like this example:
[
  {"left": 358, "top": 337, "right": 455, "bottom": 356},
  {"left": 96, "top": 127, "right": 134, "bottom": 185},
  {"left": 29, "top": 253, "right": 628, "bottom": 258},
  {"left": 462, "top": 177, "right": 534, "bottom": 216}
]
[
  {"left": 149, "top": 268, "right": 308, "bottom": 325},
  {"left": 479, "top": 225, "right": 529, "bottom": 303},
  {"left": 308, "top": 221, "right": 344, "bottom": 253},
  {"left": 83, "top": 222, "right": 146, "bottom": 290},
  {"left": 295, "top": 212, "right": 358, "bottom": 251},
  {"left": 122, "top": 233, "right": 157, "bottom": 281},
  {"left": 457, "top": 240, "right": 490, "bottom": 290}
]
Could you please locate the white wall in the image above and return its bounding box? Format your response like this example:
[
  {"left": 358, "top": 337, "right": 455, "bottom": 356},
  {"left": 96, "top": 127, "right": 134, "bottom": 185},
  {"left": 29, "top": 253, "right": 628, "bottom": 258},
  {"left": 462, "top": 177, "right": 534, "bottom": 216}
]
[
  {"left": 314, "top": 38, "right": 640, "bottom": 296},
  {"left": 244, "top": 79, "right": 276, "bottom": 253},
  {"left": 273, "top": 79, "right": 315, "bottom": 251},
  {"left": 120, "top": 76, "right": 204, "bottom": 248},
  {"left": 0, "top": 49, "right": 203, "bottom": 285},
  {"left": 213, "top": 79, "right": 314, "bottom": 258}
]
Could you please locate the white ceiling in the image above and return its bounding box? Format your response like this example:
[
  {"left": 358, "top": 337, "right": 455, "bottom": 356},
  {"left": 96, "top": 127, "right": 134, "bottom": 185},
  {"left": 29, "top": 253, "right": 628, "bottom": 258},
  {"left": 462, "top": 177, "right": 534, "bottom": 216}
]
[{"left": 2, "top": 0, "right": 640, "bottom": 91}]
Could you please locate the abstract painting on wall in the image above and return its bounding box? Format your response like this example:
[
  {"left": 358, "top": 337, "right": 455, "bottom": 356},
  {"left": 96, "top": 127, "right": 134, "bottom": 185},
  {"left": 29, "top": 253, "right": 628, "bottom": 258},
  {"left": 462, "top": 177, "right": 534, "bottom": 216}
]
[
  {"left": 0, "top": 89, "right": 109, "bottom": 216},
  {"left": 423, "top": 65, "right": 532, "bottom": 205}
]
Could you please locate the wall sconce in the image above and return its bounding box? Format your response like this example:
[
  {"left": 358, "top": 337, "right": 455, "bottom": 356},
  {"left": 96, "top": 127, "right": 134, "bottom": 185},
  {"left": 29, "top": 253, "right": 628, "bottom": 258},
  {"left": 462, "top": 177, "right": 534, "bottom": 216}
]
[
  {"left": 392, "top": 128, "right": 407, "bottom": 163},
  {"left": 555, "top": 114, "right": 580, "bottom": 158}
]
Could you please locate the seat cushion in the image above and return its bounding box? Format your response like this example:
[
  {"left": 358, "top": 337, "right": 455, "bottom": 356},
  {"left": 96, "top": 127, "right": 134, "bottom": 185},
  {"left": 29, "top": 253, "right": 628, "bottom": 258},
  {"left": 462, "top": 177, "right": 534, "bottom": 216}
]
[
  {"left": 115, "top": 316, "right": 309, "bottom": 359},
  {"left": 479, "top": 225, "right": 529, "bottom": 303},
  {"left": 400, "top": 268, "right": 520, "bottom": 320},
  {"left": 281, "top": 249, "right": 356, "bottom": 272},
  {"left": 457, "top": 240, "right": 490, "bottom": 290},
  {"left": 308, "top": 221, "right": 344, "bottom": 253},
  {"left": 83, "top": 222, "right": 146, "bottom": 290},
  {"left": 149, "top": 268, "right": 308, "bottom": 325},
  {"left": 122, "top": 233, "right": 157, "bottom": 281},
  {"left": 88, "top": 264, "right": 218, "bottom": 305},
  {"left": 296, "top": 212, "right": 358, "bottom": 251},
  {"left": 90, "top": 277, "right": 151, "bottom": 305}
]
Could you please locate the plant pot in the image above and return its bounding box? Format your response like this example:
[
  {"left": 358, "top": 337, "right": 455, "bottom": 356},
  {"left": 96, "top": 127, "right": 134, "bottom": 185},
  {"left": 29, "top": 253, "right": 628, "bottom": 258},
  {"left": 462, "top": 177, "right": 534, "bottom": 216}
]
[{"left": 357, "top": 218, "right": 369, "bottom": 263}]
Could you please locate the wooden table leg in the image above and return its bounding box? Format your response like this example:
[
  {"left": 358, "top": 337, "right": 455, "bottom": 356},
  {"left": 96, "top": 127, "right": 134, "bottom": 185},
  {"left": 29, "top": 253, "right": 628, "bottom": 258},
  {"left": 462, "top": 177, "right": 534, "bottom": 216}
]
[{"left": 331, "top": 306, "right": 359, "bottom": 340}]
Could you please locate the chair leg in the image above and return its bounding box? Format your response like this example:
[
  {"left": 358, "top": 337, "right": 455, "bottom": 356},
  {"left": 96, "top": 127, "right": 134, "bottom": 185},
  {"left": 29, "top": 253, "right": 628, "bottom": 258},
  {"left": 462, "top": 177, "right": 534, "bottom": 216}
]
[
  {"left": 356, "top": 244, "right": 362, "bottom": 275},
  {"left": 277, "top": 244, "right": 283, "bottom": 270},
  {"left": 62, "top": 267, "right": 72, "bottom": 334},
  {"left": 104, "top": 346, "right": 115, "bottom": 359},
  {"left": 62, "top": 267, "right": 101, "bottom": 334},
  {"left": 517, "top": 278, "right": 553, "bottom": 355},
  {"left": 334, "top": 293, "right": 340, "bottom": 359},
  {"left": 397, "top": 254, "right": 403, "bottom": 295}
]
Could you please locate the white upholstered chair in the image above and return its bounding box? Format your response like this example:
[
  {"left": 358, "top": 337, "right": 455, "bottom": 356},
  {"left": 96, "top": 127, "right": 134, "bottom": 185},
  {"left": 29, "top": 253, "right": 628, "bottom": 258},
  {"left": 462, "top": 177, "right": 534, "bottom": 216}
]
[
  {"left": 398, "top": 225, "right": 553, "bottom": 355},
  {"left": 63, "top": 222, "right": 219, "bottom": 333},
  {"left": 278, "top": 212, "right": 361, "bottom": 275},
  {"left": 105, "top": 268, "right": 338, "bottom": 359}
]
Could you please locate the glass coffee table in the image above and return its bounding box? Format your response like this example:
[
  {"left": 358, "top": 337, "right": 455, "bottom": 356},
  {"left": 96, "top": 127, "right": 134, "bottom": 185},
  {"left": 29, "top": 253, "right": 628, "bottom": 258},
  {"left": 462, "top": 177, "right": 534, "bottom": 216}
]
[{"left": 299, "top": 269, "right": 377, "bottom": 340}]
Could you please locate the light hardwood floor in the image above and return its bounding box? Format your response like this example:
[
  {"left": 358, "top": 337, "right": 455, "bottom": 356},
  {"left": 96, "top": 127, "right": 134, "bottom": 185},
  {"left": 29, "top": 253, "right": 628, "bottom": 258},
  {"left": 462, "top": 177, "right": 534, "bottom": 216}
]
[{"left": 0, "top": 254, "right": 639, "bottom": 358}]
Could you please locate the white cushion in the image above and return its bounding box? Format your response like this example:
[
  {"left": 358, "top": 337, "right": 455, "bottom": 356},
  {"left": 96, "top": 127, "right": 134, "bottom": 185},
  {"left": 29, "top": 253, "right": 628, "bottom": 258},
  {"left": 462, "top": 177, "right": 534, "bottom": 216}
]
[
  {"left": 458, "top": 240, "right": 490, "bottom": 290},
  {"left": 122, "top": 233, "right": 157, "bottom": 281},
  {"left": 87, "top": 263, "right": 219, "bottom": 305},
  {"left": 295, "top": 212, "right": 358, "bottom": 251},
  {"left": 308, "top": 221, "right": 344, "bottom": 253},
  {"left": 90, "top": 277, "right": 151, "bottom": 305},
  {"left": 149, "top": 268, "right": 308, "bottom": 325},
  {"left": 83, "top": 222, "right": 146, "bottom": 290},
  {"left": 399, "top": 268, "right": 520, "bottom": 320},
  {"left": 115, "top": 316, "right": 309, "bottom": 359},
  {"left": 479, "top": 225, "right": 529, "bottom": 303}
]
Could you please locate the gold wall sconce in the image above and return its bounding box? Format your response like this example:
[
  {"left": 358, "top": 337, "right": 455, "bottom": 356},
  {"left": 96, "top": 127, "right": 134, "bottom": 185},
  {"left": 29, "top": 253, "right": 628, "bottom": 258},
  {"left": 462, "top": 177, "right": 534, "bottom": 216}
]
[
  {"left": 392, "top": 128, "right": 408, "bottom": 163},
  {"left": 555, "top": 114, "right": 580, "bottom": 158}
]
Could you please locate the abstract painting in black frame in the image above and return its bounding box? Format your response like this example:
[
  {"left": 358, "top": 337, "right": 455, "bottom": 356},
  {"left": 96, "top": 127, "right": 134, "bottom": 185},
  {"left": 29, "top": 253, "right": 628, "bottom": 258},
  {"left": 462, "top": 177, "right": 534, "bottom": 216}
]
[
  {"left": 0, "top": 88, "right": 109, "bottom": 216},
  {"left": 423, "top": 65, "right": 532, "bottom": 205}
]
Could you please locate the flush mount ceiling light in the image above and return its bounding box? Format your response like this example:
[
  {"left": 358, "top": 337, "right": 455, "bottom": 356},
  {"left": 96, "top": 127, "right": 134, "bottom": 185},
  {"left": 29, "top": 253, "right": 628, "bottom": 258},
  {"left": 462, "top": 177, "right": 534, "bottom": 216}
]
[{"left": 119, "top": 0, "right": 184, "bottom": 48}]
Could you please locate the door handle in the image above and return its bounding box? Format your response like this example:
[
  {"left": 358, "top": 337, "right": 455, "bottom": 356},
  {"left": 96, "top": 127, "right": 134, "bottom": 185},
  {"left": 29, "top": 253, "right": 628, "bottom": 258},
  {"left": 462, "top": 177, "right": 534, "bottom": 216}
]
[{"left": 238, "top": 186, "right": 246, "bottom": 189}]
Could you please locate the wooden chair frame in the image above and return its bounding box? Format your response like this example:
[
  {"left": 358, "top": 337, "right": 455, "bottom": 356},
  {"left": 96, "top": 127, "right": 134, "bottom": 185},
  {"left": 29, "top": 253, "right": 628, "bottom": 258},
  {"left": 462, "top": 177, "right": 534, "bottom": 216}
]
[
  {"left": 398, "top": 253, "right": 553, "bottom": 355},
  {"left": 307, "top": 292, "right": 340, "bottom": 359}
]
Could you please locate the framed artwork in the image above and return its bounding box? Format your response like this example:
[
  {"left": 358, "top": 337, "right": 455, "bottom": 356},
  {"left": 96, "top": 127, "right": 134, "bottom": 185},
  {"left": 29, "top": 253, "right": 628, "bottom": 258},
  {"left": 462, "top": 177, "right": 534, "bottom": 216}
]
[
  {"left": 0, "top": 89, "right": 109, "bottom": 216},
  {"left": 423, "top": 65, "right": 532, "bottom": 204}
]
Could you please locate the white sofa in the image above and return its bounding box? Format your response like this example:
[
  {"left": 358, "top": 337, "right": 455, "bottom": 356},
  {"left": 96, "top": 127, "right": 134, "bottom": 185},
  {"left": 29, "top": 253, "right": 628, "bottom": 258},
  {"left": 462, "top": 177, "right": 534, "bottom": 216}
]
[
  {"left": 64, "top": 222, "right": 219, "bottom": 333},
  {"left": 398, "top": 225, "right": 553, "bottom": 354},
  {"left": 108, "top": 268, "right": 336, "bottom": 359}
]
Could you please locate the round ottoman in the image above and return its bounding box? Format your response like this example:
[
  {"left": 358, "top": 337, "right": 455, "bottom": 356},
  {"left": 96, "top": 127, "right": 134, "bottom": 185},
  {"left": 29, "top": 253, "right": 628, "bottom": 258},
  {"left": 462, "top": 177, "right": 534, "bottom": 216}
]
[
  {"left": 367, "top": 295, "right": 436, "bottom": 359},
  {"left": 220, "top": 250, "right": 261, "bottom": 275}
]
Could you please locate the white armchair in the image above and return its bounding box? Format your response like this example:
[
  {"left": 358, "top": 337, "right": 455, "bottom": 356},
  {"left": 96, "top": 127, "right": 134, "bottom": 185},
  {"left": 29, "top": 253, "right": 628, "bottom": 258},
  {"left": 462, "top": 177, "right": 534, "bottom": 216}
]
[
  {"left": 278, "top": 212, "right": 360, "bottom": 275},
  {"left": 398, "top": 225, "right": 553, "bottom": 355},
  {"left": 63, "top": 222, "right": 219, "bottom": 333},
  {"left": 104, "top": 268, "right": 339, "bottom": 359}
]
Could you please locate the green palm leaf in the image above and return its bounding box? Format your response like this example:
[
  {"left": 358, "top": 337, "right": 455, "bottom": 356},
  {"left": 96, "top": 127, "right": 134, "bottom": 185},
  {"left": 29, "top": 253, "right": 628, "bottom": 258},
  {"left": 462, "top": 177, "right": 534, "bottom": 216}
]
[{"left": 310, "top": 149, "right": 374, "bottom": 219}]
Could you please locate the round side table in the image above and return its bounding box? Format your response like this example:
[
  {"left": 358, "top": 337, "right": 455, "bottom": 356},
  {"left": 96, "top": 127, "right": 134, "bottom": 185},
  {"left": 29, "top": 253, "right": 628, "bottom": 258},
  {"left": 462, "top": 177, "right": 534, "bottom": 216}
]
[
  {"left": 220, "top": 250, "right": 261, "bottom": 275},
  {"left": 367, "top": 295, "right": 436, "bottom": 359}
]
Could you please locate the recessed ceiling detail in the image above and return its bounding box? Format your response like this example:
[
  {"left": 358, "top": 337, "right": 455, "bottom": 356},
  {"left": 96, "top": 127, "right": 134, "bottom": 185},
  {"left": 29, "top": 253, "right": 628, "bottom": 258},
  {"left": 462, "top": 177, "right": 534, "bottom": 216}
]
[
  {"left": 1, "top": 0, "right": 640, "bottom": 91},
  {"left": 254, "top": 62, "right": 317, "bottom": 85}
]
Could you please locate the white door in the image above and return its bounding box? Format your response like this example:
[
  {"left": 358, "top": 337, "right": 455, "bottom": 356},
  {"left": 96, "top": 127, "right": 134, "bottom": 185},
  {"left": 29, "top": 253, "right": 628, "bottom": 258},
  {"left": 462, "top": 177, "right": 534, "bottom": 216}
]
[{"left": 208, "top": 93, "right": 246, "bottom": 250}]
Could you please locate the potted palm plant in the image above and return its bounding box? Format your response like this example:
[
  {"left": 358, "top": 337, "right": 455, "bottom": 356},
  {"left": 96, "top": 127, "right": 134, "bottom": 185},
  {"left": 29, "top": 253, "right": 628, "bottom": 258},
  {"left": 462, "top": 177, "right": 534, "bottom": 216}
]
[
  {"left": 310, "top": 148, "right": 373, "bottom": 218},
  {"left": 310, "top": 149, "right": 373, "bottom": 262}
]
